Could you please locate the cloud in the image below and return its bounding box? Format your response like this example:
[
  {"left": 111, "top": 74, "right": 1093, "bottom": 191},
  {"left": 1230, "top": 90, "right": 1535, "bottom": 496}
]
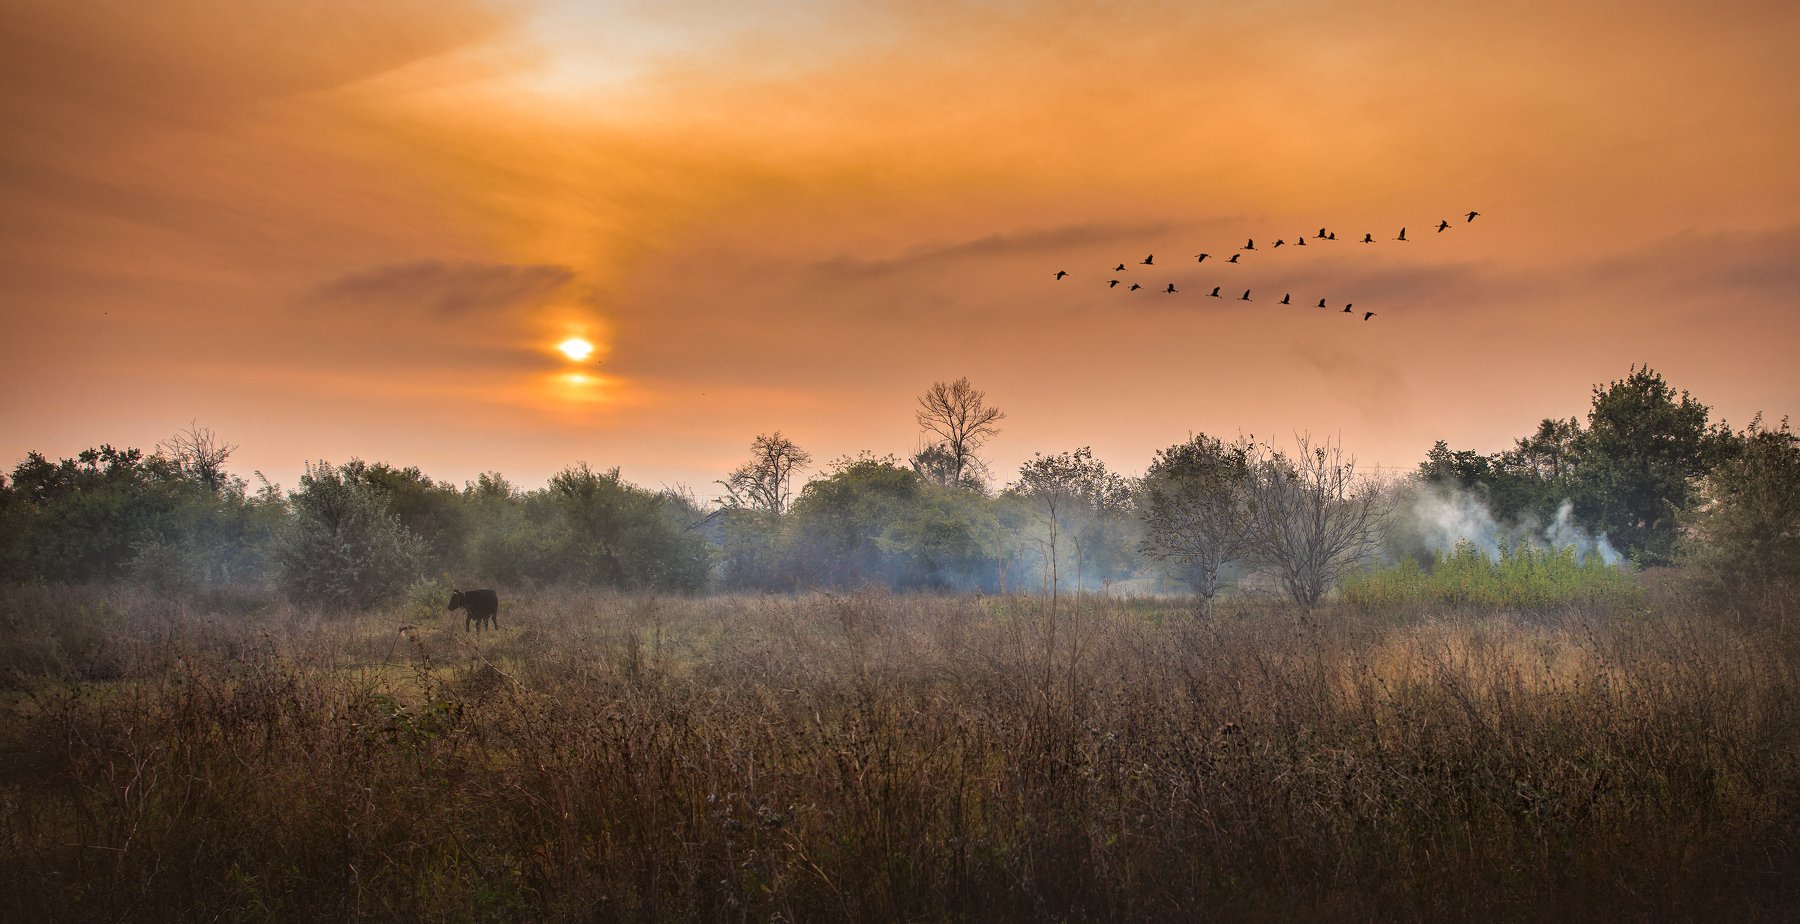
[
  {"left": 809, "top": 221, "right": 1181, "bottom": 278},
  {"left": 310, "top": 260, "right": 575, "bottom": 318}
]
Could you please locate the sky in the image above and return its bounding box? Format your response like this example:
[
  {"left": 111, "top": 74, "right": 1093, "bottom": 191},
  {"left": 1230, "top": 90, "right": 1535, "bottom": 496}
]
[{"left": 3, "top": 0, "right": 1798, "bottom": 498}]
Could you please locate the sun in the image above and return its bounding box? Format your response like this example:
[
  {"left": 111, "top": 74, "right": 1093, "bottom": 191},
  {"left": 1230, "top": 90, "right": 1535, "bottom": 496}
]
[{"left": 557, "top": 337, "right": 595, "bottom": 361}]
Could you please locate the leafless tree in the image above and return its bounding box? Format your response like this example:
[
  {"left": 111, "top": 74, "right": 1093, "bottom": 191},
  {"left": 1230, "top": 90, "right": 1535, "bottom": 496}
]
[
  {"left": 1242, "top": 434, "right": 1390, "bottom": 607},
  {"left": 718, "top": 432, "right": 812, "bottom": 517},
  {"left": 158, "top": 422, "right": 237, "bottom": 492},
  {"left": 915, "top": 377, "right": 1005, "bottom": 489}
]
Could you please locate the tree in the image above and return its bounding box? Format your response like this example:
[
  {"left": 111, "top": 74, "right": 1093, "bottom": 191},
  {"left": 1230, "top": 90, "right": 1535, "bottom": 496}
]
[
  {"left": 1012, "top": 447, "right": 1132, "bottom": 604},
  {"left": 1140, "top": 434, "right": 1252, "bottom": 614},
  {"left": 359, "top": 462, "right": 470, "bottom": 569},
  {"left": 1243, "top": 435, "right": 1389, "bottom": 607},
  {"left": 1573, "top": 365, "right": 1731, "bottom": 565},
  {"left": 787, "top": 455, "right": 917, "bottom": 587},
  {"left": 718, "top": 432, "right": 812, "bottom": 517},
  {"left": 1685, "top": 415, "right": 1800, "bottom": 623},
  {"left": 915, "top": 377, "right": 1005, "bottom": 489},
  {"left": 275, "top": 461, "right": 427, "bottom": 609},
  {"left": 549, "top": 462, "right": 711, "bottom": 591},
  {"left": 157, "top": 422, "right": 238, "bottom": 493}
]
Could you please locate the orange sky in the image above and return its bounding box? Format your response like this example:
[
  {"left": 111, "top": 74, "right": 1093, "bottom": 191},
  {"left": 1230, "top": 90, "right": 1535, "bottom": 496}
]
[{"left": 4, "top": 0, "right": 1797, "bottom": 496}]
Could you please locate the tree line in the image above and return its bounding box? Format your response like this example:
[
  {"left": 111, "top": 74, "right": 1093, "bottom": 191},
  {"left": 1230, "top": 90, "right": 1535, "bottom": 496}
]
[{"left": 1, "top": 368, "right": 1794, "bottom": 616}]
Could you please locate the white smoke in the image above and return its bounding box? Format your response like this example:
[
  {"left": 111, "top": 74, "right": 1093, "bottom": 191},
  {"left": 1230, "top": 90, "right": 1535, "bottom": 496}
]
[{"left": 1408, "top": 487, "right": 1624, "bottom": 567}]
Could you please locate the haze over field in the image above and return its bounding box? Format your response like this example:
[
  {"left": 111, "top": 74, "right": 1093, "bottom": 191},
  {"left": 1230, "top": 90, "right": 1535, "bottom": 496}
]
[{"left": 4, "top": 0, "right": 1798, "bottom": 490}]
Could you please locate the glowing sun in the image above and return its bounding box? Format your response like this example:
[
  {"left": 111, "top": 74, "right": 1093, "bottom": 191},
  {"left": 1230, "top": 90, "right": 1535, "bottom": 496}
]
[{"left": 557, "top": 337, "right": 595, "bottom": 362}]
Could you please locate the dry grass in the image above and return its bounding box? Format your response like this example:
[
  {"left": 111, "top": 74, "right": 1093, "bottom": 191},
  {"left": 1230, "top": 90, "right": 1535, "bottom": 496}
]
[{"left": 1, "top": 585, "right": 1797, "bottom": 921}]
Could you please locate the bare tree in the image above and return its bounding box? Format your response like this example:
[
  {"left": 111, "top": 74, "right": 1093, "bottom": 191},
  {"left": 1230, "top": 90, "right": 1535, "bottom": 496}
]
[
  {"left": 158, "top": 421, "right": 237, "bottom": 492},
  {"left": 718, "top": 432, "right": 812, "bottom": 516},
  {"left": 1140, "top": 434, "right": 1252, "bottom": 615},
  {"left": 1242, "top": 435, "right": 1390, "bottom": 607},
  {"left": 915, "top": 377, "right": 1005, "bottom": 489}
]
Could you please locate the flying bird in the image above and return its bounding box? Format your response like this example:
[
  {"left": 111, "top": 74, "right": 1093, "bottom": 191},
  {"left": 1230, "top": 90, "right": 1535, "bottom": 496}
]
[
  {"left": 1436, "top": 220, "right": 1450, "bottom": 233},
  {"left": 1316, "top": 298, "right": 1328, "bottom": 308},
  {"left": 1114, "top": 263, "right": 1128, "bottom": 272},
  {"left": 1316, "top": 228, "right": 1328, "bottom": 239},
  {"left": 1108, "top": 279, "right": 1121, "bottom": 288},
  {"left": 1364, "top": 311, "right": 1377, "bottom": 321},
  {"left": 1165, "top": 284, "right": 1178, "bottom": 294},
  {"left": 1195, "top": 253, "right": 1210, "bottom": 263},
  {"left": 1129, "top": 283, "right": 1142, "bottom": 290},
  {"left": 1243, "top": 238, "right": 1256, "bottom": 250},
  {"left": 1328, "top": 232, "right": 1337, "bottom": 240},
  {"left": 1240, "top": 290, "right": 1252, "bottom": 301},
  {"left": 1208, "top": 286, "right": 1222, "bottom": 297},
  {"left": 1055, "top": 270, "right": 1069, "bottom": 279},
  {"left": 1141, "top": 254, "right": 1155, "bottom": 265},
  {"left": 1227, "top": 254, "right": 1241, "bottom": 264},
  {"left": 1280, "top": 294, "right": 1291, "bottom": 305},
  {"left": 1296, "top": 236, "right": 1307, "bottom": 246},
  {"left": 1466, "top": 210, "right": 1480, "bottom": 222},
  {"left": 1273, "top": 239, "right": 1285, "bottom": 248},
  {"left": 1395, "top": 227, "right": 1408, "bottom": 241},
  {"left": 1361, "top": 233, "right": 1375, "bottom": 243},
  {"left": 1343, "top": 303, "right": 1354, "bottom": 313}
]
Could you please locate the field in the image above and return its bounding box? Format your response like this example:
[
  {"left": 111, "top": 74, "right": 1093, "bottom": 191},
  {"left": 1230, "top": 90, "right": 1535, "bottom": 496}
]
[{"left": 2, "top": 585, "right": 1797, "bottom": 922}]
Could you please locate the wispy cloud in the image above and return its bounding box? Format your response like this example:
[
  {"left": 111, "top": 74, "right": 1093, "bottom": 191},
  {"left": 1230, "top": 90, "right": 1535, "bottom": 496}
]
[{"left": 310, "top": 260, "right": 575, "bottom": 318}]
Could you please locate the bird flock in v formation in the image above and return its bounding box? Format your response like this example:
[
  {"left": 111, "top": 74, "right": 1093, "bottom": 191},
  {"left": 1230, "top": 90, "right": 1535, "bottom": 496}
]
[{"left": 1053, "top": 210, "right": 1481, "bottom": 321}]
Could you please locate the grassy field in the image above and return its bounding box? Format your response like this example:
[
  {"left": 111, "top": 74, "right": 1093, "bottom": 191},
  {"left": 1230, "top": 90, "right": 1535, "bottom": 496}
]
[{"left": 1, "top": 584, "right": 1796, "bottom": 921}]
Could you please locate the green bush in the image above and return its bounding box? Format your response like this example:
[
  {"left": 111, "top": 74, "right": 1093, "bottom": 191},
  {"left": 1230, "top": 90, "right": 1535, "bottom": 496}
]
[
  {"left": 1345, "top": 540, "right": 1641, "bottom": 611},
  {"left": 274, "top": 461, "right": 427, "bottom": 610}
]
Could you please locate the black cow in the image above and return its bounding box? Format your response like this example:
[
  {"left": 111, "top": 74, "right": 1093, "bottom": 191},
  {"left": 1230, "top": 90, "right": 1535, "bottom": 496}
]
[{"left": 448, "top": 588, "right": 500, "bottom": 633}]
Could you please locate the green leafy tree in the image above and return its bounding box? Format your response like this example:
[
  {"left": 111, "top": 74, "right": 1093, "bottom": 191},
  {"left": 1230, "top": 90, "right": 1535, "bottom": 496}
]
[
  {"left": 787, "top": 455, "right": 922, "bottom": 587},
  {"left": 1685, "top": 416, "right": 1800, "bottom": 622},
  {"left": 1140, "top": 434, "right": 1252, "bottom": 614},
  {"left": 548, "top": 463, "right": 711, "bottom": 591},
  {"left": 1012, "top": 447, "right": 1134, "bottom": 603},
  {"left": 359, "top": 462, "right": 471, "bottom": 570},
  {"left": 275, "top": 461, "right": 427, "bottom": 609},
  {"left": 1573, "top": 365, "right": 1731, "bottom": 564}
]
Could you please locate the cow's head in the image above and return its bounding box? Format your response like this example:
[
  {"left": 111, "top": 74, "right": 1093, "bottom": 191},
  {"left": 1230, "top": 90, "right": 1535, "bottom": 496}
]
[{"left": 447, "top": 590, "right": 465, "bottom": 611}]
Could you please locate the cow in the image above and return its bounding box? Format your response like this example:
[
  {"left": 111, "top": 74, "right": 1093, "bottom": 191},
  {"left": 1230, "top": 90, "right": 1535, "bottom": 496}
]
[{"left": 448, "top": 588, "right": 500, "bottom": 633}]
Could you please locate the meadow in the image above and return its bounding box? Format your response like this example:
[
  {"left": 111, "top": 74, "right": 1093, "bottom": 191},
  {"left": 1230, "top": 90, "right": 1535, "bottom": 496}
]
[{"left": 2, "top": 583, "right": 1796, "bottom": 922}]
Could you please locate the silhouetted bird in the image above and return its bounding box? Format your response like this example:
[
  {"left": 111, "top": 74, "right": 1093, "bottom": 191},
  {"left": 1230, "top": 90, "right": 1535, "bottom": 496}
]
[
  {"left": 1195, "top": 253, "right": 1210, "bottom": 263},
  {"left": 1328, "top": 232, "right": 1337, "bottom": 240},
  {"left": 1317, "top": 228, "right": 1329, "bottom": 239},
  {"left": 1208, "top": 286, "right": 1222, "bottom": 297},
  {"left": 1280, "top": 294, "right": 1291, "bottom": 305},
  {"left": 1129, "top": 283, "right": 1142, "bottom": 290},
  {"left": 1114, "top": 263, "right": 1128, "bottom": 272},
  {"left": 1165, "top": 284, "right": 1178, "bottom": 294},
  {"left": 1395, "top": 227, "right": 1407, "bottom": 241},
  {"left": 1316, "top": 298, "right": 1327, "bottom": 308},
  {"left": 1361, "top": 233, "right": 1374, "bottom": 243},
  {"left": 1296, "top": 236, "right": 1307, "bottom": 246},
  {"left": 1055, "top": 270, "right": 1069, "bottom": 279},
  {"left": 1273, "top": 239, "right": 1285, "bottom": 248},
  {"left": 1343, "top": 303, "right": 1354, "bottom": 313},
  {"left": 1141, "top": 254, "right": 1155, "bottom": 265},
  {"left": 1466, "top": 210, "right": 1480, "bottom": 222},
  {"left": 1109, "top": 279, "right": 1121, "bottom": 288},
  {"left": 1436, "top": 220, "right": 1450, "bottom": 233},
  {"left": 1227, "top": 254, "right": 1241, "bottom": 264},
  {"left": 1243, "top": 238, "right": 1256, "bottom": 250},
  {"left": 1364, "top": 311, "right": 1376, "bottom": 321},
  {"left": 1240, "top": 290, "right": 1252, "bottom": 301}
]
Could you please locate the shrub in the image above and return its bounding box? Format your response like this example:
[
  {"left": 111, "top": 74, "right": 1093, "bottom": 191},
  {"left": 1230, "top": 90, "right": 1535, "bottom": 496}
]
[{"left": 274, "top": 461, "right": 427, "bottom": 610}]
